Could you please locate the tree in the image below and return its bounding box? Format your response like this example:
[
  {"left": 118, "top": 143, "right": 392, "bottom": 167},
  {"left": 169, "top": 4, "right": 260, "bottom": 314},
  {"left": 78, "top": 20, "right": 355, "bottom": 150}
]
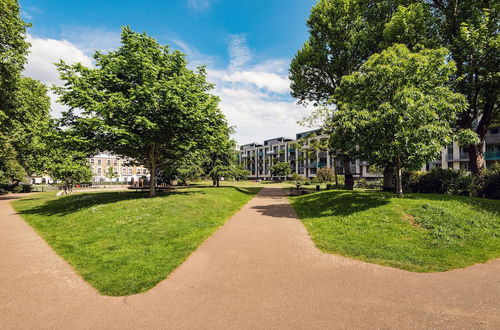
[
  {"left": 0, "top": 141, "right": 26, "bottom": 186},
  {"left": 270, "top": 162, "right": 292, "bottom": 178},
  {"left": 176, "top": 163, "right": 203, "bottom": 186},
  {"left": 204, "top": 137, "right": 244, "bottom": 187},
  {"left": 54, "top": 27, "right": 229, "bottom": 197},
  {"left": 105, "top": 167, "right": 118, "bottom": 182},
  {"left": 317, "top": 168, "right": 335, "bottom": 183},
  {"left": 290, "top": 0, "right": 413, "bottom": 190},
  {"left": 332, "top": 44, "right": 468, "bottom": 196},
  {"left": 384, "top": 1, "right": 499, "bottom": 174},
  {"left": 43, "top": 125, "right": 92, "bottom": 195},
  {"left": 0, "top": 0, "right": 30, "bottom": 131}
]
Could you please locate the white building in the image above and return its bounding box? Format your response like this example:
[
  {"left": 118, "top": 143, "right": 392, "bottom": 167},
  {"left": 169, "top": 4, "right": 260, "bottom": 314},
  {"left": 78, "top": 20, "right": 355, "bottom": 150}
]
[{"left": 88, "top": 152, "right": 150, "bottom": 184}]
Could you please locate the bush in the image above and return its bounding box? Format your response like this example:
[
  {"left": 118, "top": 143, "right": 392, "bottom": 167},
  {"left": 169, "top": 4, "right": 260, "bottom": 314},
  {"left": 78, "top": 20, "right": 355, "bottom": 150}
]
[
  {"left": 355, "top": 178, "right": 382, "bottom": 189},
  {"left": 316, "top": 168, "right": 335, "bottom": 182},
  {"left": 476, "top": 167, "right": 500, "bottom": 199}
]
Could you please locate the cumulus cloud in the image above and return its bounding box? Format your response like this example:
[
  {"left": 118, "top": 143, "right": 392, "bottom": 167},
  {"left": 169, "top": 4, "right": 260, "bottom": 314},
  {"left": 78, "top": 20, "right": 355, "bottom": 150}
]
[
  {"left": 59, "top": 26, "right": 121, "bottom": 53},
  {"left": 23, "top": 35, "right": 94, "bottom": 117}
]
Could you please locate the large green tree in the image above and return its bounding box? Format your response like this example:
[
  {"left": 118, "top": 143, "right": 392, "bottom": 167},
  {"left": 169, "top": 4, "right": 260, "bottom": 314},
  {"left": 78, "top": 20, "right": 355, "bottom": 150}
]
[
  {"left": 369, "top": 1, "right": 499, "bottom": 174},
  {"left": 290, "top": 0, "right": 413, "bottom": 190},
  {"left": 55, "top": 27, "right": 229, "bottom": 197},
  {"left": 331, "top": 44, "right": 467, "bottom": 196}
]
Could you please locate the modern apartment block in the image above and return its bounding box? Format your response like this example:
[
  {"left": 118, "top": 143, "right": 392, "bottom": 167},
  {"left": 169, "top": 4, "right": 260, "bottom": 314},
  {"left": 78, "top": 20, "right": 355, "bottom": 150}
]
[
  {"left": 88, "top": 152, "right": 150, "bottom": 184},
  {"left": 442, "top": 126, "right": 500, "bottom": 171},
  {"left": 239, "top": 126, "right": 500, "bottom": 180},
  {"left": 239, "top": 129, "right": 376, "bottom": 180}
]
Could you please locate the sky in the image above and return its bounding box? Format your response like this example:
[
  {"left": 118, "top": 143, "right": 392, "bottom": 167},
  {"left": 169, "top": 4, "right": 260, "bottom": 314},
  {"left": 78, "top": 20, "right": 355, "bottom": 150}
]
[{"left": 20, "top": 0, "right": 317, "bottom": 145}]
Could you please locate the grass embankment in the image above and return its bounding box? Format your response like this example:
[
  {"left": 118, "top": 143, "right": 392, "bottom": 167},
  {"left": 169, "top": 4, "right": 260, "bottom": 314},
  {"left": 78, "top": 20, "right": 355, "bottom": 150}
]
[
  {"left": 13, "top": 186, "right": 260, "bottom": 296},
  {"left": 290, "top": 190, "right": 500, "bottom": 272}
]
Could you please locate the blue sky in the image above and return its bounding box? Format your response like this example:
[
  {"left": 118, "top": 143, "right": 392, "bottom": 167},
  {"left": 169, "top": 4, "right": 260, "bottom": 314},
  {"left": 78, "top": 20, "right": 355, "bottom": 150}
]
[{"left": 20, "top": 0, "right": 317, "bottom": 144}]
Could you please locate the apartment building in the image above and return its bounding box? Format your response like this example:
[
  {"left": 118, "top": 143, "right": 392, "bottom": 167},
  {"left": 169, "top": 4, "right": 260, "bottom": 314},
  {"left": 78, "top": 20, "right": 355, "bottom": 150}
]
[
  {"left": 88, "top": 152, "right": 150, "bottom": 184},
  {"left": 239, "top": 129, "right": 375, "bottom": 180},
  {"left": 239, "top": 126, "right": 500, "bottom": 180},
  {"left": 442, "top": 126, "right": 500, "bottom": 171}
]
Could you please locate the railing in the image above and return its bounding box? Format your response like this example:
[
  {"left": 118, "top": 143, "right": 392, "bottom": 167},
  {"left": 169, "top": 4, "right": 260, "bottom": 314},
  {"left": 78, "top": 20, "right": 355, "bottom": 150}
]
[
  {"left": 485, "top": 150, "right": 500, "bottom": 160},
  {"left": 459, "top": 152, "right": 469, "bottom": 160},
  {"left": 288, "top": 148, "right": 296, "bottom": 152},
  {"left": 258, "top": 152, "right": 264, "bottom": 157}
]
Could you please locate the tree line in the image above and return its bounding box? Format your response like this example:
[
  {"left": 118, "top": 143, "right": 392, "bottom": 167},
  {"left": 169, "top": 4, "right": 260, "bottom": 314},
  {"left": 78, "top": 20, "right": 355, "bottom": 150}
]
[
  {"left": 1, "top": 0, "right": 244, "bottom": 196},
  {"left": 290, "top": 0, "right": 498, "bottom": 196}
]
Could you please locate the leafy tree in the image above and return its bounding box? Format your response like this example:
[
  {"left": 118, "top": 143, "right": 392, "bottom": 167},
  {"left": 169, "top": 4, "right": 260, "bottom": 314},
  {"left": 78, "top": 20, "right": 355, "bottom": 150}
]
[
  {"left": 0, "top": 0, "right": 30, "bottom": 130},
  {"left": 204, "top": 137, "right": 244, "bottom": 187},
  {"left": 105, "top": 167, "right": 118, "bottom": 182},
  {"left": 290, "top": 0, "right": 413, "bottom": 189},
  {"left": 270, "top": 162, "right": 292, "bottom": 178},
  {"left": 384, "top": 1, "right": 499, "bottom": 174},
  {"left": 0, "top": 141, "right": 26, "bottom": 185},
  {"left": 177, "top": 163, "right": 203, "bottom": 186},
  {"left": 43, "top": 126, "right": 92, "bottom": 194},
  {"left": 317, "top": 168, "right": 335, "bottom": 183},
  {"left": 54, "top": 27, "right": 228, "bottom": 197},
  {"left": 332, "top": 44, "right": 467, "bottom": 196}
]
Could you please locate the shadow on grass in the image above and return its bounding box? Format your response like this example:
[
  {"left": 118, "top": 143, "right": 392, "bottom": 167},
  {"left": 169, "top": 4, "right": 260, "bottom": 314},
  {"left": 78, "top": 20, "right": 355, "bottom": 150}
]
[
  {"left": 16, "top": 189, "right": 203, "bottom": 217},
  {"left": 291, "top": 190, "right": 391, "bottom": 218}
]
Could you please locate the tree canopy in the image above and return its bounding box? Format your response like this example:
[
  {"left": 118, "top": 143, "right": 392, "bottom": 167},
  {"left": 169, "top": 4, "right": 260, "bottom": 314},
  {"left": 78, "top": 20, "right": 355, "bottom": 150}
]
[
  {"left": 331, "top": 44, "right": 467, "bottom": 195},
  {"left": 55, "top": 27, "right": 230, "bottom": 196}
]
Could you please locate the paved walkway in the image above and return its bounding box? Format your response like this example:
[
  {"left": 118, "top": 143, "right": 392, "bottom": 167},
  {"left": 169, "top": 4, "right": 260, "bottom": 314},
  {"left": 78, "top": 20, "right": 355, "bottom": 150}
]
[{"left": 1, "top": 188, "right": 499, "bottom": 329}]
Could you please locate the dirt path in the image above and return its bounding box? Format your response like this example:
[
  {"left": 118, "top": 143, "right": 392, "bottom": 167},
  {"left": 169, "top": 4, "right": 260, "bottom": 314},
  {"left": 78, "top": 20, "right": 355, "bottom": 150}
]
[{"left": 1, "top": 188, "right": 499, "bottom": 329}]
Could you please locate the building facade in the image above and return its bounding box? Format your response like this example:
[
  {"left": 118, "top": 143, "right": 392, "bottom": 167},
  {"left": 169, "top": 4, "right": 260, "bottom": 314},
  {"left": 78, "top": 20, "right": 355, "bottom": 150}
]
[
  {"left": 239, "top": 127, "right": 500, "bottom": 180},
  {"left": 88, "top": 152, "right": 150, "bottom": 184}
]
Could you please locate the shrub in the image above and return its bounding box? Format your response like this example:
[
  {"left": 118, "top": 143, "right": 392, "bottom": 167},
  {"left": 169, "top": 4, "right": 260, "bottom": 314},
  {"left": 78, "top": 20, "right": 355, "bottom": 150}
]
[
  {"left": 476, "top": 167, "right": 500, "bottom": 199},
  {"left": 317, "top": 168, "right": 335, "bottom": 182}
]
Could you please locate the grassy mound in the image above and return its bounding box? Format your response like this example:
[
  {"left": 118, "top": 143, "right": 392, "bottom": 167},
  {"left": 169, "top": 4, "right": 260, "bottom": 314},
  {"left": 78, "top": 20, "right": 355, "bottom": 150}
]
[
  {"left": 290, "top": 190, "right": 500, "bottom": 272},
  {"left": 13, "top": 186, "right": 260, "bottom": 296}
]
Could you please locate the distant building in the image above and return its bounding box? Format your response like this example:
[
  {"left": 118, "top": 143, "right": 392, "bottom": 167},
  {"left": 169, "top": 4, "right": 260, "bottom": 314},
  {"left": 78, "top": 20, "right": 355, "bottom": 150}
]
[
  {"left": 88, "top": 152, "right": 150, "bottom": 184},
  {"left": 239, "top": 126, "right": 500, "bottom": 180}
]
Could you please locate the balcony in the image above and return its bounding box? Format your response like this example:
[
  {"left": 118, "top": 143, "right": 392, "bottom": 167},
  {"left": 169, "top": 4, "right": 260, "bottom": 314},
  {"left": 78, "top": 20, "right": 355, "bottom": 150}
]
[
  {"left": 258, "top": 152, "right": 264, "bottom": 157},
  {"left": 485, "top": 150, "right": 500, "bottom": 160},
  {"left": 266, "top": 150, "right": 276, "bottom": 155},
  {"left": 288, "top": 148, "right": 296, "bottom": 153}
]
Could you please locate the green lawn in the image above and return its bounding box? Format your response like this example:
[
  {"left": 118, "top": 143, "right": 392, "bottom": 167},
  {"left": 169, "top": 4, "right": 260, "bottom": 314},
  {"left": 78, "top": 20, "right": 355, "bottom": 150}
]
[
  {"left": 12, "top": 186, "right": 260, "bottom": 296},
  {"left": 290, "top": 190, "right": 500, "bottom": 272}
]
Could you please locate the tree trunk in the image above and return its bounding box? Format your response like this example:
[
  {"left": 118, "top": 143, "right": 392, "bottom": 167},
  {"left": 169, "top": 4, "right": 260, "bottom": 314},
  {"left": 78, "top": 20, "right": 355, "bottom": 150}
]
[
  {"left": 212, "top": 177, "right": 217, "bottom": 187},
  {"left": 468, "top": 142, "right": 485, "bottom": 175},
  {"left": 149, "top": 148, "right": 157, "bottom": 197},
  {"left": 333, "top": 157, "right": 339, "bottom": 186},
  {"left": 216, "top": 178, "right": 220, "bottom": 187},
  {"left": 343, "top": 157, "right": 354, "bottom": 190},
  {"left": 382, "top": 163, "right": 394, "bottom": 192},
  {"left": 395, "top": 156, "right": 403, "bottom": 197}
]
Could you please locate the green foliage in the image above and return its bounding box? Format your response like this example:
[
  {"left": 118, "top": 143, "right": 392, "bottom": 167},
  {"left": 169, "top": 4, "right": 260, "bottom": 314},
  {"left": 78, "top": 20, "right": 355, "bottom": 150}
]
[
  {"left": 316, "top": 167, "right": 335, "bottom": 182},
  {"left": 55, "top": 27, "right": 229, "bottom": 196},
  {"left": 475, "top": 165, "right": 500, "bottom": 199},
  {"left": 0, "top": 0, "right": 30, "bottom": 124},
  {"left": 270, "top": 161, "right": 292, "bottom": 177},
  {"left": 13, "top": 186, "right": 260, "bottom": 295},
  {"left": 105, "top": 167, "right": 118, "bottom": 180},
  {"left": 331, "top": 44, "right": 467, "bottom": 194},
  {"left": 290, "top": 189, "right": 500, "bottom": 271},
  {"left": 0, "top": 141, "right": 26, "bottom": 185},
  {"left": 177, "top": 164, "right": 203, "bottom": 185}
]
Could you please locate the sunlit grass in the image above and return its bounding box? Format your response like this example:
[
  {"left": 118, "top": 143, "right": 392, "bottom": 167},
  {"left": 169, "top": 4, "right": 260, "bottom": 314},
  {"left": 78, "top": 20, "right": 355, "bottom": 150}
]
[
  {"left": 290, "top": 190, "right": 500, "bottom": 272},
  {"left": 12, "top": 186, "right": 260, "bottom": 296}
]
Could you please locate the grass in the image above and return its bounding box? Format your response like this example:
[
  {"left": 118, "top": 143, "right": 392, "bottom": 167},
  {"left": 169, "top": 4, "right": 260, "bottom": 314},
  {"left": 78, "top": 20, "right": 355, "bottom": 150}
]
[
  {"left": 12, "top": 185, "right": 260, "bottom": 296},
  {"left": 289, "top": 190, "right": 500, "bottom": 272}
]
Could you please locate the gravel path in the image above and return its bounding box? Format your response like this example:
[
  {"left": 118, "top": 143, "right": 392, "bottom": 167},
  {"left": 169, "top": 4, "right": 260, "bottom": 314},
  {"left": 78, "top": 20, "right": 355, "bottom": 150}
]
[{"left": 1, "top": 188, "right": 499, "bottom": 329}]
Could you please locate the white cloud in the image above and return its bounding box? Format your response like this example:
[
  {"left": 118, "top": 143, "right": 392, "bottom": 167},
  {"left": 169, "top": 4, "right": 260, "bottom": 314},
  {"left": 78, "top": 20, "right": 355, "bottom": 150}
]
[
  {"left": 228, "top": 34, "right": 251, "bottom": 69},
  {"left": 23, "top": 35, "right": 94, "bottom": 117},
  {"left": 221, "top": 71, "right": 290, "bottom": 94},
  {"left": 187, "top": 0, "right": 211, "bottom": 13},
  {"left": 59, "top": 26, "right": 121, "bottom": 53}
]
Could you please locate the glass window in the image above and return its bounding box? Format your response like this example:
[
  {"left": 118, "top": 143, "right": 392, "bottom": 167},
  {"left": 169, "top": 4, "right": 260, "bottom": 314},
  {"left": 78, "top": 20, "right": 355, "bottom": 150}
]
[
  {"left": 107, "top": 159, "right": 111, "bottom": 165},
  {"left": 90, "top": 159, "right": 94, "bottom": 164},
  {"left": 129, "top": 168, "right": 132, "bottom": 175},
  {"left": 97, "top": 168, "right": 102, "bottom": 174},
  {"left": 97, "top": 159, "right": 101, "bottom": 165}
]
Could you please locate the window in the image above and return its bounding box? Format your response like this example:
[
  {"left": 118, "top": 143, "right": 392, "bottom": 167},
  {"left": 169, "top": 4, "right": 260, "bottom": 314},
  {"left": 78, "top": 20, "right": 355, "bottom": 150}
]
[
  {"left": 90, "top": 159, "right": 94, "bottom": 164},
  {"left": 107, "top": 159, "right": 111, "bottom": 165},
  {"left": 143, "top": 169, "right": 147, "bottom": 174},
  {"left": 122, "top": 168, "right": 126, "bottom": 174},
  {"left": 113, "top": 160, "right": 117, "bottom": 165},
  {"left": 97, "top": 168, "right": 102, "bottom": 174},
  {"left": 129, "top": 168, "right": 132, "bottom": 175},
  {"left": 97, "top": 159, "right": 101, "bottom": 165},
  {"left": 490, "top": 128, "right": 499, "bottom": 135},
  {"left": 447, "top": 162, "right": 453, "bottom": 169},
  {"left": 460, "top": 162, "right": 469, "bottom": 171}
]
